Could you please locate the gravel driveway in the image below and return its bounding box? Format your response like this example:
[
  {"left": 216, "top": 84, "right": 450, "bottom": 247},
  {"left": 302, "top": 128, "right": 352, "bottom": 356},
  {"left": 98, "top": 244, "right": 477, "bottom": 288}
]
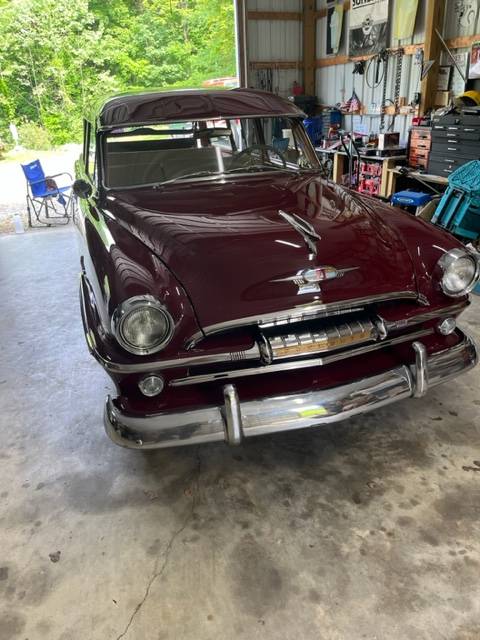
[{"left": 0, "top": 146, "right": 80, "bottom": 233}]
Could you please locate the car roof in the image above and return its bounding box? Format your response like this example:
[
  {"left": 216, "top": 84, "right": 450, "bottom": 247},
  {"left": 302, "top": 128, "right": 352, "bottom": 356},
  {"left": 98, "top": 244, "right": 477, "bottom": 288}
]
[{"left": 89, "top": 88, "right": 305, "bottom": 129}]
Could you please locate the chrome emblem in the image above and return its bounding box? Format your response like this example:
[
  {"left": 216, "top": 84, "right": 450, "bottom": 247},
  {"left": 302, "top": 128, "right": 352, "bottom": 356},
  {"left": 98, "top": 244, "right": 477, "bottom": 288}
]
[{"left": 272, "top": 265, "right": 359, "bottom": 294}]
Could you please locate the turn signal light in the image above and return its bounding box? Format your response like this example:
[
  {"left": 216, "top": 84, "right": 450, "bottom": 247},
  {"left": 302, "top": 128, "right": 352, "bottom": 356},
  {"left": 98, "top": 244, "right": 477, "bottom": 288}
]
[{"left": 138, "top": 374, "right": 164, "bottom": 397}]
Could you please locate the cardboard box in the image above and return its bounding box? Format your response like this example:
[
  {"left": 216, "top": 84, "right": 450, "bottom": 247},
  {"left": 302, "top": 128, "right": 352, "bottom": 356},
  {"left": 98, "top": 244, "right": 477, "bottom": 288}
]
[
  {"left": 434, "top": 91, "right": 451, "bottom": 107},
  {"left": 378, "top": 132, "right": 400, "bottom": 150}
]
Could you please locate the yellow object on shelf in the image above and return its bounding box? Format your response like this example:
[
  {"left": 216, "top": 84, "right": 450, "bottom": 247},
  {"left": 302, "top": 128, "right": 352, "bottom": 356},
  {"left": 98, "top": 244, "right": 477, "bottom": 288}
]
[{"left": 456, "top": 90, "right": 480, "bottom": 107}]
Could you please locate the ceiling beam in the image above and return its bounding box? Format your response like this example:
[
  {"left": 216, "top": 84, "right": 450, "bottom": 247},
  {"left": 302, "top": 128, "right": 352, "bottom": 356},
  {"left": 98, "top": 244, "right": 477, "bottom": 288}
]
[
  {"left": 316, "top": 43, "right": 421, "bottom": 68},
  {"left": 249, "top": 61, "right": 300, "bottom": 70},
  {"left": 247, "top": 11, "right": 301, "bottom": 21},
  {"left": 446, "top": 34, "right": 480, "bottom": 49},
  {"left": 315, "top": 35, "right": 480, "bottom": 70}
]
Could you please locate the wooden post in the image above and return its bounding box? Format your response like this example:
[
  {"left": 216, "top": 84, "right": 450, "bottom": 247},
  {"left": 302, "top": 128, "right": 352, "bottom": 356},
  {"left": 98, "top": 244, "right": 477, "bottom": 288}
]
[
  {"left": 420, "top": 0, "right": 446, "bottom": 116},
  {"left": 303, "top": 0, "right": 316, "bottom": 95}
]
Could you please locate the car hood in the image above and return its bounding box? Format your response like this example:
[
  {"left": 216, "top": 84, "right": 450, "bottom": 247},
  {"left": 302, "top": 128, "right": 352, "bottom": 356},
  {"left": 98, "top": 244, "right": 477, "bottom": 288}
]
[{"left": 107, "top": 174, "right": 418, "bottom": 329}]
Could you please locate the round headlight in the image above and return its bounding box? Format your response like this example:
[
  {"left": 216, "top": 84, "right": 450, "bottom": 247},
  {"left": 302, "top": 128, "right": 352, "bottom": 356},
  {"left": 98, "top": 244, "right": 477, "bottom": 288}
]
[
  {"left": 436, "top": 249, "right": 480, "bottom": 297},
  {"left": 112, "top": 296, "right": 173, "bottom": 355}
]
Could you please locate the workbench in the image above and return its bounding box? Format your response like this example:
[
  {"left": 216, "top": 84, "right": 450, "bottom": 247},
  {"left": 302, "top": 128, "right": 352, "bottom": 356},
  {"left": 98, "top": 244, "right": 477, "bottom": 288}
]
[
  {"left": 315, "top": 148, "right": 407, "bottom": 198},
  {"left": 385, "top": 167, "right": 449, "bottom": 199}
]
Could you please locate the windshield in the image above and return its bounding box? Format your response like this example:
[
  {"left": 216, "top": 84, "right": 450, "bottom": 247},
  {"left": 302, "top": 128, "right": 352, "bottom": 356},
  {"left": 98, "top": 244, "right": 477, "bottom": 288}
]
[{"left": 102, "top": 116, "right": 319, "bottom": 189}]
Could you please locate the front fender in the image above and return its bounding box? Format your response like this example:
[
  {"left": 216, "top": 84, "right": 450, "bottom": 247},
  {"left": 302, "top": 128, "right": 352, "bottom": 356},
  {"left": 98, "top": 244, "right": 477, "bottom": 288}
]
[
  {"left": 80, "top": 205, "right": 202, "bottom": 360},
  {"left": 372, "top": 201, "right": 469, "bottom": 307}
]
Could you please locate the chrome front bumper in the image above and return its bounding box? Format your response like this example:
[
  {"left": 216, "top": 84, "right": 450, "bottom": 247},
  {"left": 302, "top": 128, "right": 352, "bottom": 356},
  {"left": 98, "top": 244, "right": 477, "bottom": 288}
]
[{"left": 104, "top": 334, "right": 478, "bottom": 450}]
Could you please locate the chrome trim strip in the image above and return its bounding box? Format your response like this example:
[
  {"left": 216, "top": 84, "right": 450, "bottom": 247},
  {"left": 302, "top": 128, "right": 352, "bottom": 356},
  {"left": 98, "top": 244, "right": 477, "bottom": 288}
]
[
  {"left": 412, "top": 342, "right": 428, "bottom": 397},
  {"left": 381, "top": 301, "right": 468, "bottom": 332},
  {"left": 170, "top": 328, "right": 434, "bottom": 387},
  {"left": 99, "top": 113, "right": 306, "bottom": 132},
  {"left": 101, "top": 344, "right": 261, "bottom": 374},
  {"left": 82, "top": 272, "right": 466, "bottom": 378},
  {"left": 185, "top": 291, "right": 420, "bottom": 349},
  {"left": 103, "top": 333, "right": 478, "bottom": 449}
]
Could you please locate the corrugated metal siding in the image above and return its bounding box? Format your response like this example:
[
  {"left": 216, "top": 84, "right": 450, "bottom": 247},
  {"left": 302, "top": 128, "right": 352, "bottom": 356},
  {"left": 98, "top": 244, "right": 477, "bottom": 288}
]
[
  {"left": 247, "top": 20, "right": 302, "bottom": 61},
  {"left": 315, "top": 0, "right": 427, "bottom": 143},
  {"left": 246, "top": 0, "right": 480, "bottom": 133},
  {"left": 246, "top": 0, "right": 302, "bottom": 96},
  {"left": 443, "top": 0, "right": 479, "bottom": 39}
]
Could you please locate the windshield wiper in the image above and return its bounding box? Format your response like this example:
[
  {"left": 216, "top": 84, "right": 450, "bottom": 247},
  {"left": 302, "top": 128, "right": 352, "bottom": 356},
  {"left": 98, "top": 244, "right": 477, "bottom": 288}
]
[
  {"left": 151, "top": 164, "right": 315, "bottom": 188},
  {"left": 153, "top": 170, "right": 221, "bottom": 187},
  {"left": 225, "top": 164, "right": 292, "bottom": 174}
]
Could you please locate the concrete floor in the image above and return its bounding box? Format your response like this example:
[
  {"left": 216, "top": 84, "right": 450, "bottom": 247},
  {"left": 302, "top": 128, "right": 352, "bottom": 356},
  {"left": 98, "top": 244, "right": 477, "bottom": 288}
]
[{"left": 1, "top": 227, "right": 480, "bottom": 640}]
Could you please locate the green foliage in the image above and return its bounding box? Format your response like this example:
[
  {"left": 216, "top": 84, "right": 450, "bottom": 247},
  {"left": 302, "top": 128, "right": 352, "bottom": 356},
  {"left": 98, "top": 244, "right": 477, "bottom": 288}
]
[
  {"left": 0, "top": 0, "right": 236, "bottom": 147},
  {"left": 17, "top": 121, "right": 53, "bottom": 150}
]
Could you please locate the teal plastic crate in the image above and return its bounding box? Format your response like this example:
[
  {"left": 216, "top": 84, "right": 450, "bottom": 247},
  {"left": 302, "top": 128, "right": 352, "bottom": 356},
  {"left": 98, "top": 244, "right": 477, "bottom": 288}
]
[
  {"left": 449, "top": 160, "right": 480, "bottom": 200},
  {"left": 431, "top": 160, "right": 480, "bottom": 241}
]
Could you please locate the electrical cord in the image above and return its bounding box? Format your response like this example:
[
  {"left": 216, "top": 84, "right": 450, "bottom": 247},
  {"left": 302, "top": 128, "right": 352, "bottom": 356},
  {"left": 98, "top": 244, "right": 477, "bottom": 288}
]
[{"left": 365, "top": 49, "right": 388, "bottom": 89}]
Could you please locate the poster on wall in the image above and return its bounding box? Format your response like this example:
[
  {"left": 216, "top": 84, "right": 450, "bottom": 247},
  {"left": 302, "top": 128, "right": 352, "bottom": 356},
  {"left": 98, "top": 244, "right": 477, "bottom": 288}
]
[
  {"left": 349, "top": 0, "right": 389, "bottom": 58},
  {"left": 469, "top": 41, "right": 480, "bottom": 79},
  {"left": 392, "top": 0, "right": 418, "bottom": 40},
  {"left": 326, "top": 1, "right": 344, "bottom": 56},
  {"left": 451, "top": 52, "right": 469, "bottom": 95}
]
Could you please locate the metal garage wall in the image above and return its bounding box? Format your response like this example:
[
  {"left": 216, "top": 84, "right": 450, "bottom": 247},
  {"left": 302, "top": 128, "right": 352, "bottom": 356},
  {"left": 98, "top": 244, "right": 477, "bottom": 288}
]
[
  {"left": 315, "top": 0, "right": 480, "bottom": 144},
  {"left": 315, "top": 0, "right": 426, "bottom": 143},
  {"left": 246, "top": 0, "right": 303, "bottom": 97},
  {"left": 244, "top": 0, "right": 480, "bottom": 143}
]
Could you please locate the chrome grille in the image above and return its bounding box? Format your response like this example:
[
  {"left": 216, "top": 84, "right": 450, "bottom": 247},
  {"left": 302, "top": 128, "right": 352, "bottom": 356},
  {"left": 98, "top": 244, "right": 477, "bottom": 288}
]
[{"left": 268, "top": 317, "right": 377, "bottom": 360}]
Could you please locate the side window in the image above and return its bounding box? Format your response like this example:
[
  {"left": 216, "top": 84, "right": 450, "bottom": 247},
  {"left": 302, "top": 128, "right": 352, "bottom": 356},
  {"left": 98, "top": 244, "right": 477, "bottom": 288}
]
[{"left": 271, "top": 118, "right": 311, "bottom": 168}]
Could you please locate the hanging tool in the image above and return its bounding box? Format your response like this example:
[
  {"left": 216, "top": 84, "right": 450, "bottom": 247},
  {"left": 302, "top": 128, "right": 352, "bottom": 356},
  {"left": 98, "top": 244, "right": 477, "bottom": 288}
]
[
  {"left": 379, "top": 53, "right": 389, "bottom": 131},
  {"left": 389, "top": 49, "right": 404, "bottom": 131}
]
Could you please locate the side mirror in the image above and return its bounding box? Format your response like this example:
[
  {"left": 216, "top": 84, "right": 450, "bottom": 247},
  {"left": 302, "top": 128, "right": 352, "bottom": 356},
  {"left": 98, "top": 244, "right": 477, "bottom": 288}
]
[{"left": 73, "top": 179, "right": 93, "bottom": 199}]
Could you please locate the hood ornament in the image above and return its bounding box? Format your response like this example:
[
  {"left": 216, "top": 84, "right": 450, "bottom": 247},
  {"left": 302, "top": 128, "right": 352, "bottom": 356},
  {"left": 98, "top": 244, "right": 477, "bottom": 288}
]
[
  {"left": 272, "top": 265, "right": 359, "bottom": 295},
  {"left": 278, "top": 209, "right": 321, "bottom": 256}
]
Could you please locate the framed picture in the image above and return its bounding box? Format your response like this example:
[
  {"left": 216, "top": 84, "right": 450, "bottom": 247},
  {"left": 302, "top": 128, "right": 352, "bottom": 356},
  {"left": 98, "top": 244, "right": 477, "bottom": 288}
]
[
  {"left": 437, "top": 66, "right": 452, "bottom": 91},
  {"left": 326, "top": 1, "right": 344, "bottom": 56},
  {"left": 469, "top": 41, "right": 480, "bottom": 79},
  {"left": 349, "top": 0, "right": 389, "bottom": 57},
  {"left": 451, "top": 52, "right": 469, "bottom": 95}
]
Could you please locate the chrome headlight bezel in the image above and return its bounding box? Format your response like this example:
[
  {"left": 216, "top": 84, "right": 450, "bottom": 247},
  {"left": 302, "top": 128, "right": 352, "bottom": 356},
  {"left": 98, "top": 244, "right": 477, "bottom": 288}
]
[
  {"left": 436, "top": 248, "right": 480, "bottom": 298},
  {"left": 111, "top": 295, "right": 174, "bottom": 356}
]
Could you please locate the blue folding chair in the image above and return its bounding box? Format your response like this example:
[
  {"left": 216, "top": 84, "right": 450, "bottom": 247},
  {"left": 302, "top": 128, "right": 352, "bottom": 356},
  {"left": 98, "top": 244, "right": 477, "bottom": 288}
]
[{"left": 21, "top": 159, "right": 74, "bottom": 227}]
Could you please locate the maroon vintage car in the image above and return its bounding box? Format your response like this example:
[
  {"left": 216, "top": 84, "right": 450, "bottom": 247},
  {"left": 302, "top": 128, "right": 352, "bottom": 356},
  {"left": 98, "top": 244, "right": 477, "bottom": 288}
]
[{"left": 74, "top": 87, "right": 479, "bottom": 449}]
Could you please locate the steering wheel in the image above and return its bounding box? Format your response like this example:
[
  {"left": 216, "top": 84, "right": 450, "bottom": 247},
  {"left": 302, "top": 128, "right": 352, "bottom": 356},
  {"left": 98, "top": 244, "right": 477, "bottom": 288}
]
[{"left": 231, "top": 144, "right": 287, "bottom": 169}]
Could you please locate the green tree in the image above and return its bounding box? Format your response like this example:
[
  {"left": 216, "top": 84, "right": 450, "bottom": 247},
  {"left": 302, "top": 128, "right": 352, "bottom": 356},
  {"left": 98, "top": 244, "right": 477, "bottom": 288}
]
[{"left": 0, "top": 0, "right": 236, "bottom": 146}]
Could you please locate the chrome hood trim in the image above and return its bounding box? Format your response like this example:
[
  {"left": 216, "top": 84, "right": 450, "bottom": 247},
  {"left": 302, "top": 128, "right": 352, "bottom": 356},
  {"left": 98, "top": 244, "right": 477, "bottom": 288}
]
[
  {"left": 185, "top": 291, "right": 421, "bottom": 349},
  {"left": 278, "top": 209, "right": 321, "bottom": 256}
]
